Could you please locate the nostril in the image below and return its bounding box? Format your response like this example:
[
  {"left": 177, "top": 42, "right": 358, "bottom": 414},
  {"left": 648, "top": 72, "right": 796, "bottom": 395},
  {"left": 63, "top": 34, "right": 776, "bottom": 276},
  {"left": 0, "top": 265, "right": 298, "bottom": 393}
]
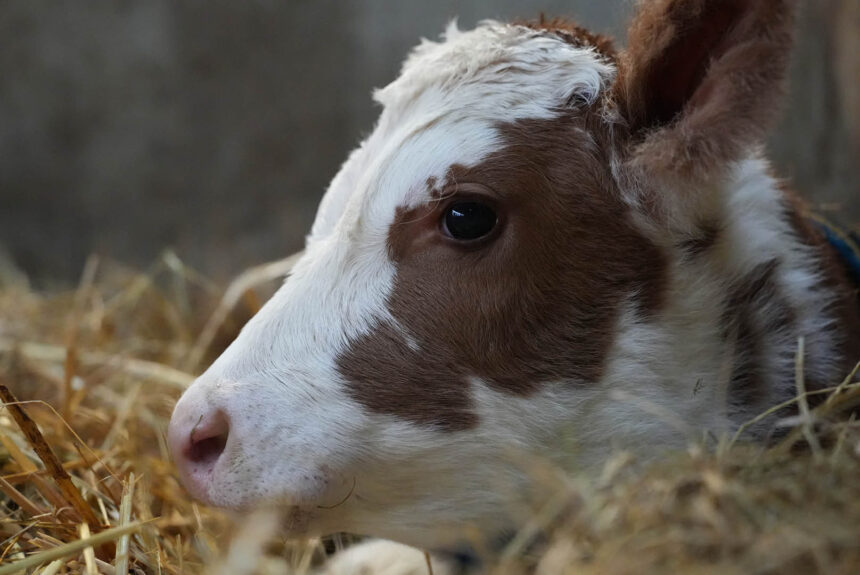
[
  {"left": 189, "top": 434, "right": 227, "bottom": 465},
  {"left": 187, "top": 410, "right": 229, "bottom": 466}
]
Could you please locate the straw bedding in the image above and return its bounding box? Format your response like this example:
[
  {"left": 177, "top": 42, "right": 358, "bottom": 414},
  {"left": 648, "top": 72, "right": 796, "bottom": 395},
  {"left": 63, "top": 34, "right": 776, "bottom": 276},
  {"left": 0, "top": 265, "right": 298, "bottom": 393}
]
[{"left": 0, "top": 254, "right": 858, "bottom": 574}]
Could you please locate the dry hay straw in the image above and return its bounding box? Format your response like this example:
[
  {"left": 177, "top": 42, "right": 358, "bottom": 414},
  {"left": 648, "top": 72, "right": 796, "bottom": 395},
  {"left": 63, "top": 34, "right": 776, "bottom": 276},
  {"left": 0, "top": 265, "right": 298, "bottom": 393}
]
[
  {"left": 0, "top": 253, "right": 325, "bottom": 574},
  {"left": 0, "top": 252, "right": 858, "bottom": 574}
]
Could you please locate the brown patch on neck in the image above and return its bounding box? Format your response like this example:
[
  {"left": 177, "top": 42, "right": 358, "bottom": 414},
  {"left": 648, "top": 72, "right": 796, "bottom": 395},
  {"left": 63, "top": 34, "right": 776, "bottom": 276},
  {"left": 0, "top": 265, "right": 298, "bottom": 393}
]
[
  {"left": 678, "top": 220, "right": 722, "bottom": 259},
  {"left": 779, "top": 187, "right": 860, "bottom": 377},
  {"left": 337, "top": 108, "right": 667, "bottom": 430},
  {"left": 519, "top": 15, "right": 616, "bottom": 62},
  {"left": 722, "top": 260, "right": 795, "bottom": 409}
]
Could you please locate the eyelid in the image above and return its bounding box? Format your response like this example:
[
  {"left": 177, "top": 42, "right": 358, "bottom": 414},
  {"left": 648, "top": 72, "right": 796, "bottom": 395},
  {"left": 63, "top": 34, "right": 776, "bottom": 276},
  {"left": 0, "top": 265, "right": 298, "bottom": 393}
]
[
  {"left": 439, "top": 182, "right": 496, "bottom": 198},
  {"left": 436, "top": 183, "right": 500, "bottom": 211}
]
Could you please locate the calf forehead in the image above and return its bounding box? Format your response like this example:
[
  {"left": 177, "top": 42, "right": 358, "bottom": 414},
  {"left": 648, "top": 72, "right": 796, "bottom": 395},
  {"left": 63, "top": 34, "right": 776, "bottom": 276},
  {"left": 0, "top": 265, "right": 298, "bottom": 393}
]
[
  {"left": 374, "top": 21, "right": 614, "bottom": 120},
  {"left": 312, "top": 22, "right": 615, "bottom": 246}
]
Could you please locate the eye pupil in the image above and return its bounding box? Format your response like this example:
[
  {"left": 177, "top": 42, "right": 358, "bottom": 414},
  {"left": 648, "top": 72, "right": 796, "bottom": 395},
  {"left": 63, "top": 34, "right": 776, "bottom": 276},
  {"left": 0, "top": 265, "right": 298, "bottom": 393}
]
[{"left": 444, "top": 202, "right": 497, "bottom": 241}]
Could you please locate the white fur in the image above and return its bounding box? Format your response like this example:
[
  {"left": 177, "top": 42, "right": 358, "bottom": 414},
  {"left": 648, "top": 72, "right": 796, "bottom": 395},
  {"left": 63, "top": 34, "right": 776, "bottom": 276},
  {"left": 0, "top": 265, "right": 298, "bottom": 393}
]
[{"left": 319, "top": 540, "right": 455, "bottom": 575}]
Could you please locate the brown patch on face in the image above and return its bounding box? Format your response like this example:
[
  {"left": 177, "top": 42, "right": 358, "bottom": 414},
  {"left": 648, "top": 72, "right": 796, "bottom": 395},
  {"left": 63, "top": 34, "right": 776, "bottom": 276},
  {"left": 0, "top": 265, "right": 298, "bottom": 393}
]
[
  {"left": 334, "top": 321, "right": 478, "bottom": 431},
  {"left": 337, "top": 109, "right": 668, "bottom": 429},
  {"left": 519, "top": 15, "right": 616, "bottom": 62},
  {"left": 425, "top": 176, "right": 438, "bottom": 195}
]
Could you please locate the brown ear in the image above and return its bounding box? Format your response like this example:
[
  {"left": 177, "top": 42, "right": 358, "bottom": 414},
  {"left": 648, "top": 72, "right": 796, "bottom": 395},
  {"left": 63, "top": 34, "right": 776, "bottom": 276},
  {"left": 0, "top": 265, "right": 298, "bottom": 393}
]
[{"left": 615, "top": 0, "right": 795, "bottom": 177}]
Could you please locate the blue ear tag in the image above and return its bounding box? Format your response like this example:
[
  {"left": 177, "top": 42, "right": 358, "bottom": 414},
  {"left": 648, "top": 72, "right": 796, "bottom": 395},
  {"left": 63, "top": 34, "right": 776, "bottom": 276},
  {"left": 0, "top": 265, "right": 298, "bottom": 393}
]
[{"left": 808, "top": 213, "right": 860, "bottom": 289}]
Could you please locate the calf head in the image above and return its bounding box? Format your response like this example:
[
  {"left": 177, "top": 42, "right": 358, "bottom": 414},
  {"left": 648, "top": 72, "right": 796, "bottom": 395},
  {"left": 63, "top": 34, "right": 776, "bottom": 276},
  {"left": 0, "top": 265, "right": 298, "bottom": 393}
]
[{"left": 170, "top": 0, "right": 803, "bottom": 547}]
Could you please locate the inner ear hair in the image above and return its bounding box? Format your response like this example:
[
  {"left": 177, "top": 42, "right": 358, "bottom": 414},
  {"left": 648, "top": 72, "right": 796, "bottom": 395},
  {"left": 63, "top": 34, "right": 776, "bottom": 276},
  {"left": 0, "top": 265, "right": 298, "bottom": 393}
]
[{"left": 615, "top": 0, "right": 796, "bottom": 177}]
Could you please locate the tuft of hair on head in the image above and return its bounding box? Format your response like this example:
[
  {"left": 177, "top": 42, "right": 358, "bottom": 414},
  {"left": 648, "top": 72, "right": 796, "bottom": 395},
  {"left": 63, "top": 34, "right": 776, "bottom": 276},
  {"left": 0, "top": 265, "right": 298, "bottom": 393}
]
[
  {"left": 517, "top": 14, "right": 617, "bottom": 62},
  {"left": 613, "top": 0, "right": 796, "bottom": 180}
]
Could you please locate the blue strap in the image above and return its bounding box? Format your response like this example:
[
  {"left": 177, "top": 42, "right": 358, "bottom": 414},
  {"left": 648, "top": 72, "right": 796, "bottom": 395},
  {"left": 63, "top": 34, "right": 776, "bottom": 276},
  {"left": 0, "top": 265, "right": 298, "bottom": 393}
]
[
  {"left": 430, "top": 530, "right": 520, "bottom": 573},
  {"left": 430, "top": 545, "right": 482, "bottom": 573},
  {"left": 809, "top": 214, "right": 860, "bottom": 289}
]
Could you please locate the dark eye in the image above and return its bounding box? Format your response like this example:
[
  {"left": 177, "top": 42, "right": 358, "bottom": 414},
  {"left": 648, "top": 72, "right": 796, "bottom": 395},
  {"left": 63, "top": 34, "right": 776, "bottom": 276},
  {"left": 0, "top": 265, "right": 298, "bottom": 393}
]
[{"left": 443, "top": 201, "right": 498, "bottom": 241}]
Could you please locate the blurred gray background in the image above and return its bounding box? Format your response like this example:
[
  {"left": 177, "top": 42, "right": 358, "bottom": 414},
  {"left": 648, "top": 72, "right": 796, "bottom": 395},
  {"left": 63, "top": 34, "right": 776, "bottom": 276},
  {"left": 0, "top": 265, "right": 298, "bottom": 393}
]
[{"left": 2, "top": 0, "right": 857, "bottom": 285}]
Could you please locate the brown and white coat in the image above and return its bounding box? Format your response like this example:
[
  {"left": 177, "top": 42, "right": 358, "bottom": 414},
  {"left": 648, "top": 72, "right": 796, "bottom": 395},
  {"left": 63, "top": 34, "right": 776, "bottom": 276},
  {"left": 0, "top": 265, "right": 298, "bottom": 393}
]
[{"left": 169, "top": 0, "right": 860, "bottom": 556}]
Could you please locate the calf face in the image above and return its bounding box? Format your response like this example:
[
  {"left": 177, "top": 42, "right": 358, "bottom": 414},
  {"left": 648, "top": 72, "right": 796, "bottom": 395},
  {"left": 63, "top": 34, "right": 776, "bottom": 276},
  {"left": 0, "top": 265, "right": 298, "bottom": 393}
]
[{"left": 171, "top": 0, "right": 856, "bottom": 548}]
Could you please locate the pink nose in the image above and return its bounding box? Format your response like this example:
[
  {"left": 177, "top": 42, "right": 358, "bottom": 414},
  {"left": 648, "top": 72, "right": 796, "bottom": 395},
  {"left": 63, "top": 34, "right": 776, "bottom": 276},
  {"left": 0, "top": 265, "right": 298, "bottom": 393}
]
[{"left": 168, "top": 393, "right": 231, "bottom": 504}]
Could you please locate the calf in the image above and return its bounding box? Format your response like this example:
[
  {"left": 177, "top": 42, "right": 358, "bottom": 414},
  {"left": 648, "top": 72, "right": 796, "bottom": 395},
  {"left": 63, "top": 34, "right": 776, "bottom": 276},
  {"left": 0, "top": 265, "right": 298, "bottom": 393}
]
[{"left": 169, "top": 0, "right": 860, "bottom": 557}]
